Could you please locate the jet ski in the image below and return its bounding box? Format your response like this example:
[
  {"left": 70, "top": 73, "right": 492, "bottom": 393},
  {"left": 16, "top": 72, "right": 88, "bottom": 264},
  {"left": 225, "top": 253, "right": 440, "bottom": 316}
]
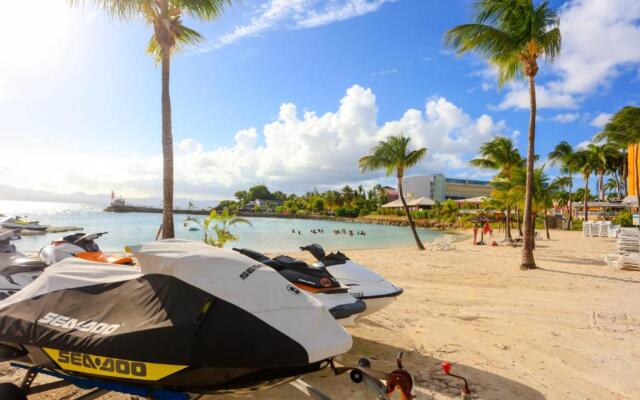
[
  {"left": 0, "top": 240, "right": 353, "bottom": 397},
  {"left": 0, "top": 229, "right": 49, "bottom": 300},
  {"left": 0, "top": 216, "right": 48, "bottom": 231},
  {"left": 299, "top": 244, "right": 403, "bottom": 318},
  {"left": 39, "top": 232, "right": 134, "bottom": 265},
  {"left": 233, "top": 247, "right": 366, "bottom": 326}
]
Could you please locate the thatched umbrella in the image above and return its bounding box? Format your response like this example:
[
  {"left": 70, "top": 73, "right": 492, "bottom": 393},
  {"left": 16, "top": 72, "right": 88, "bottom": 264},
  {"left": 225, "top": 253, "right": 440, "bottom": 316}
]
[{"left": 468, "top": 213, "right": 496, "bottom": 245}]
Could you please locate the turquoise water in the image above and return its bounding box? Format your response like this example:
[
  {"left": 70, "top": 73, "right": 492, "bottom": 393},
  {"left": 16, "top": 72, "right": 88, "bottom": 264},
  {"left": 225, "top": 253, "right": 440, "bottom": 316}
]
[{"left": 0, "top": 200, "right": 443, "bottom": 253}]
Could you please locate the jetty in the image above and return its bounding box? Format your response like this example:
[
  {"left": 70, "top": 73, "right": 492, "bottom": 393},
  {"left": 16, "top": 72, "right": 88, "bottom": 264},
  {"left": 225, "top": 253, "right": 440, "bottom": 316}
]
[{"left": 104, "top": 204, "right": 212, "bottom": 216}]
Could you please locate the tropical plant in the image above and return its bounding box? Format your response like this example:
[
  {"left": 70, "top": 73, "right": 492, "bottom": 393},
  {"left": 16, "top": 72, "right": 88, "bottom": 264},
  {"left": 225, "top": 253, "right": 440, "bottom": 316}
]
[
  {"left": 185, "top": 208, "right": 251, "bottom": 248},
  {"left": 359, "top": 135, "right": 428, "bottom": 250},
  {"left": 445, "top": 0, "right": 562, "bottom": 269},
  {"left": 548, "top": 141, "right": 577, "bottom": 229},
  {"left": 470, "top": 136, "right": 523, "bottom": 239},
  {"left": 573, "top": 145, "right": 601, "bottom": 221},
  {"left": 72, "top": 0, "right": 236, "bottom": 238},
  {"left": 595, "top": 107, "right": 640, "bottom": 207}
]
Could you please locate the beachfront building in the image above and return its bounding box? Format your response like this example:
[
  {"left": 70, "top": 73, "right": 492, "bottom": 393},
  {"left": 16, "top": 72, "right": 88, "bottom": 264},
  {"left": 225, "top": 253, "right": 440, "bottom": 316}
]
[
  {"left": 402, "top": 174, "right": 492, "bottom": 202},
  {"left": 572, "top": 201, "right": 630, "bottom": 221}
]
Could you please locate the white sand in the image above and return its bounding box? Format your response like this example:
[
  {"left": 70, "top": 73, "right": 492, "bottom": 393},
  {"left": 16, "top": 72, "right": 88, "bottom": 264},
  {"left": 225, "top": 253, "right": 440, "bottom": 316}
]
[{"left": 2, "top": 230, "right": 638, "bottom": 399}]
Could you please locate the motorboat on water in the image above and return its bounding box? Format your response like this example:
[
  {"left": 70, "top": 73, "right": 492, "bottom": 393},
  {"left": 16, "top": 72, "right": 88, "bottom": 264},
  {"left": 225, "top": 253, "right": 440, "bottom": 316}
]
[
  {"left": 0, "top": 229, "right": 49, "bottom": 300},
  {"left": 300, "top": 244, "right": 403, "bottom": 318},
  {"left": 0, "top": 240, "right": 354, "bottom": 398},
  {"left": 233, "top": 247, "right": 366, "bottom": 325},
  {"left": 237, "top": 243, "right": 403, "bottom": 320}
]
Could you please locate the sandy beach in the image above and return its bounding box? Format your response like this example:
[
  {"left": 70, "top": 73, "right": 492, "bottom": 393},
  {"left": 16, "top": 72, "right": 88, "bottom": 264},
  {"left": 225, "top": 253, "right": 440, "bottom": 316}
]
[{"left": 2, "top": 229, "right": 638, "bottom": 399}]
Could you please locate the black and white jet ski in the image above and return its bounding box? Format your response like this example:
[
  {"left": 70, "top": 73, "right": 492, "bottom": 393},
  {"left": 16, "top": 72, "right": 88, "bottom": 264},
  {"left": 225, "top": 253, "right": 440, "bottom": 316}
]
[
  {"left": 0, "top": 229, "right": 48, "bottom": 300},
  {"left": 300, "top": 243, "right": 403, "bottom": 318},
  {"left": 233, "top": 247, "right": 366, "bottom": 326},
  {"left": 0, "top": 240, "right": 353, "bottom": 397}
]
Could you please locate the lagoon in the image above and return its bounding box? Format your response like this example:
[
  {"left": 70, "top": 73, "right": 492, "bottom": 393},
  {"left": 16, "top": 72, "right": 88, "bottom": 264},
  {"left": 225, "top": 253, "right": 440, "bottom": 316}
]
[{"left": 1, "top": 200, "right": 444, "bottom": 253}]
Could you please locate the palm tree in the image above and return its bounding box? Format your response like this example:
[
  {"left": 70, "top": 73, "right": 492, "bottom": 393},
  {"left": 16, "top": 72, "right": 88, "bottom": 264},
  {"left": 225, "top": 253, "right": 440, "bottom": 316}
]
[
  {"left": 359, "top": 135, "right": 427, "bottom": 250},
  {"left": 72, "top": 0, "right": 236, "bottom": 239},
  {"left": 445, "top": 0, "right": 561, "bottom": 270},
  {"left": 595, "top": 107, "right": 640, "bottom": 207},
  {"left": 573, "top": 145, "right": 601, "bottom": 221},
  {"left": 548, "top": 141, "right": 577, "bottom": 229},
  {"left": 470, "top": 136, "right": 523, "bottom": 240},
  {"left": 604, "top": 178, "right": 618, "bottom": 199}
]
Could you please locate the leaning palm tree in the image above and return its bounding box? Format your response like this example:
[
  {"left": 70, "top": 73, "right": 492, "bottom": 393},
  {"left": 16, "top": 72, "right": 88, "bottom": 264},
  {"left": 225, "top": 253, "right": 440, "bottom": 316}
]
[
  {"left": 71, "top": 0, "right": 236, "bottom": 239},
  {"left": 359, "top": 135, "right": 427, "bottom": 250},
  {"left": 548, "top": 141, "right": 577, "bottom": 229},
  {"left": 445, "top": 0, "right": 561, "bottom": 269},
  {"left": 470, "top": 136, "right": 523, "bottom": 240}
]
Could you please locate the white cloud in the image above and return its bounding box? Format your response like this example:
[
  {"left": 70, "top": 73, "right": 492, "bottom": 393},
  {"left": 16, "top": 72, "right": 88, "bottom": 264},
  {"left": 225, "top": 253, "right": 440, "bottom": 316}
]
[
  {"left": 0, "top": 85, "right": 513, "bottom": 199},
  {"left": 476, "top": 0, "right": 640, "bottom": 110},
  {"left": 204, "top": 0, "right": 395, "bottom": 51},
  {"left": 371, "top": 68, "right": 398, "bottom": 76},
  {"left": 590, "top": 112, "right": 612, "bottom": 128},
  {"left": 495, "top": 82, "right": 578, "bottom": 110},
  {"left": 553, "top": 0, "right": 640, "bottom": 94},
  {"left": 552, "top": 113, "right": 580, "bottom": 123},
  {"left": 576, "top": 140, "right": 591, "bottom": 150}
]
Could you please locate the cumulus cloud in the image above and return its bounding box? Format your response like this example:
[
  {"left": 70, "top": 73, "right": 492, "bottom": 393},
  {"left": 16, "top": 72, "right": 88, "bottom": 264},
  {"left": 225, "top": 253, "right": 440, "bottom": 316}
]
[
  {"left": 495, "top": 82, "right": 578, "bottom": 110},
  {"left": 552, "top": 113, "right": 580, "bottom": 123},
  {"left": 481, "top": 0, "right": 640, "bottom": 110},
  {"left": 0, "top": 85, "right": 513, "bottom": 199},
  {"left": 203, "top": 0, "right": 395, "bottom": 51},
  {"left": 590, "top": 112, "right": 612, "bottom": 128}
]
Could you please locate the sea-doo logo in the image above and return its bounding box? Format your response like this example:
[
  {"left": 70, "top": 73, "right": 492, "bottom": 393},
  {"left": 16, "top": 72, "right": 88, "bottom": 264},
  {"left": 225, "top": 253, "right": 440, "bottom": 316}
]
[
  {"left": 240, "top": 264, "right": 263, "bottom": 280},
  {"left": 38, "top": 312, "right": 121, "bottom": 335},
  {"left": 319, "top": 277, "right": 332, "bottom": 287},
  {"left": 43, "top": 348, "right": 187, "bottom": 381}
]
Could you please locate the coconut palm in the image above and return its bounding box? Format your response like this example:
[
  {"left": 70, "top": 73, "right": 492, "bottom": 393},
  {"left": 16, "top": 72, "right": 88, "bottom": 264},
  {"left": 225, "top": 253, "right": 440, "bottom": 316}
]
[
  {"left": 604, "top": 178, "right": 619, "bottom": 199},
  {"left": 470, "top": 136, "right": 523, "bottom": 239},
  {"left": 573, "top": 145, "right": 602, "bottom": 221},
  {"left": 445, "top": 0, "right": 561, "bottom": 269},
  {"left": 72, "top": 0, "right": 236, "bottom": 238},
  {"left": 548, "top": 141, "right": 578, "bottom": 229},
  {"left": 359, "top": 136, "right": 428, "bottom": 250},
  {"left": 595, "top": 107, "right": 640, "bottom": 207}
]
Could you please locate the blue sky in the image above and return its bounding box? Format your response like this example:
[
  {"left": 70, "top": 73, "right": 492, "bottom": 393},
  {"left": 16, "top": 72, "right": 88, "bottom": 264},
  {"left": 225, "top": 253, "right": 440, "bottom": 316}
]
[{"left": 1, "top": 0, "right": 640, "bottom": 200}]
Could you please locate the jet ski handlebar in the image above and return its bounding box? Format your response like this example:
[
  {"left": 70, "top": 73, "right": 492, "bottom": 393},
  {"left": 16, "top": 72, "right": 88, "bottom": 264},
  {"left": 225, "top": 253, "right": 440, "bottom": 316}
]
[{"left": 74, "top": 232, "right": 108, "bottom": 243}]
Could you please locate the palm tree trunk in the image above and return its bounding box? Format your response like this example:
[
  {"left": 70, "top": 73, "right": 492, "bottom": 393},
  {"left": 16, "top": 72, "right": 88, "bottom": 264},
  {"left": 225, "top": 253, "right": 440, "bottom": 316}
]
[
  {"left": 161, "top": 50, "right": 175, "bottom": 239},
  {"left": 516, "top": 205, "right": 523, "bottom": 236},
  {"left": 568, "top": 172, "right": 573, "bottom": 230},
  {"left": 398, "top": 177, "right": 425, "bottom": 250},
  {"left": 598, "top": 171, "right": 605, "bottom": 201},
  {"left": 521, "top": 75, "right": 537, "bottom": 270},
  {"left": 583, "top": 177, "right": 589, "bottom": 222},
  {"left": 544, "top": 204, "right": 550, "bottom": 239},
  {"left": 635, "top": 146, "right": 640, "bottom": 218},
  {"left": 505, "top": 205, "right": 512, "bottom": 240}
]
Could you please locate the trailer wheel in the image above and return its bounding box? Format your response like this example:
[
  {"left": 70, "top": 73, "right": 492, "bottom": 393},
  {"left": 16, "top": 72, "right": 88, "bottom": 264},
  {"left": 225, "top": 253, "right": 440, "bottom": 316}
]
[{"left": 0, "top": 383, "right": 27, "bottom": 400}]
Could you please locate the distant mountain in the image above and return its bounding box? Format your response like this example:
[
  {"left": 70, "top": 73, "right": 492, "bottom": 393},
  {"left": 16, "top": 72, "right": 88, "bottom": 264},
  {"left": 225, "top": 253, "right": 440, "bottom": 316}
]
[{"left": 0, "top": 185, "right": 219, "bottom": 209}]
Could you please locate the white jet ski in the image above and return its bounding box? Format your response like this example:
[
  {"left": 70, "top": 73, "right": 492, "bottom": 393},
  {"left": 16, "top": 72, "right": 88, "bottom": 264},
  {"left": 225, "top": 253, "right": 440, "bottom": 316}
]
[
  {"left": 300, "top": 243, "right": 403, "bottom": 318},
  {"left": 0, "top": 229, "right": 49, "bottom": 300}
]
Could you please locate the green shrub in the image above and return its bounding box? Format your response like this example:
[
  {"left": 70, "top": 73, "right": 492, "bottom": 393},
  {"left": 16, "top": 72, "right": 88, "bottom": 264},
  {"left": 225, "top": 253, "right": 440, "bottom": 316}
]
[
  {"left": 571, "top": 219, "right": 583, "bottom": 231},
  {"left": 613, "top": 209, "right": 633, "bottom": 227}
]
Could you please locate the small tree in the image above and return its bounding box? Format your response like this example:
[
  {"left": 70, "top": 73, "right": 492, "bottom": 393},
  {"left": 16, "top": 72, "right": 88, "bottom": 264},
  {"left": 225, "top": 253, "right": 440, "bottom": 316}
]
[
  {"left": 359, "top": 135, "right": 427, "bottom": 250},
  {"left": 185, "top": 208, "right": 251, "bottom": 248}
]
